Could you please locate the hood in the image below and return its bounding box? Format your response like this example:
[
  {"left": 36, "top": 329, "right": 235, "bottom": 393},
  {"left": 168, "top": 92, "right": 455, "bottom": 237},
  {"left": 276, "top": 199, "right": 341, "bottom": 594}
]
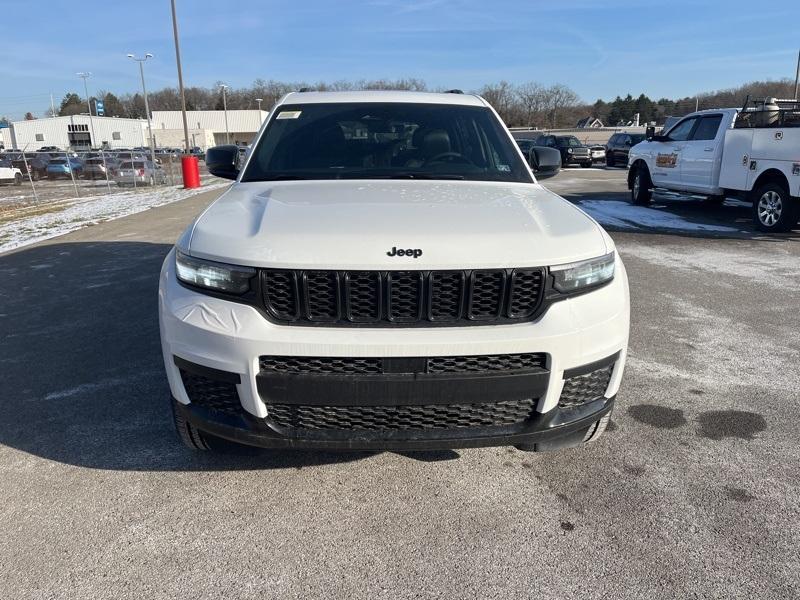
[{"left": 186, "top": 180, "right": 608, "bottom": 270}]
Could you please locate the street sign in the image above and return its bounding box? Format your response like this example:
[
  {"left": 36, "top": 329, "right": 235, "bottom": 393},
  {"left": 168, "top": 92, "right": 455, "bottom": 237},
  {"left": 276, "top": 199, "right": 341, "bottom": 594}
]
[{"left": 95, "top": 100, "right": 105, "bottom": 116}]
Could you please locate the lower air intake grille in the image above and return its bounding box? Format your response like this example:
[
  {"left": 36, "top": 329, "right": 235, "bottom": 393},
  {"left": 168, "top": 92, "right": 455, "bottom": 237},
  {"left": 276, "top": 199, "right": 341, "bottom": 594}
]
[
  {"left": 559, "top": 364, "right": 614, "bottom": 409},
  {"left": 426, "top": 353, "right": 547, "bottom": 373},
  {"left": 266, "top": 398, "right": 538, "bottom": 431},
  {"left": 259, "top": 353, "right": 548, "bottom": 375},
  {"left": 179, "top": 370, "right": 241, "bottom": 416},
  {"left": 259, "top": 356, "right": 383, "bottom": 375}
]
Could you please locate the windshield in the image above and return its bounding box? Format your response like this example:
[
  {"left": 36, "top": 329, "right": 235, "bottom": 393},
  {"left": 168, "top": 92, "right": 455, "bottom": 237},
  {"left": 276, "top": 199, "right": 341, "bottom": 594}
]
[
  {"left": 556, "top": 137, "right": 582, "bottom": 147},
  {"left": 242, "top": 102, "right": 532, "bottom": 183},
  {"left": 630, "top": 134, "right": 645, "bottom": 144}
]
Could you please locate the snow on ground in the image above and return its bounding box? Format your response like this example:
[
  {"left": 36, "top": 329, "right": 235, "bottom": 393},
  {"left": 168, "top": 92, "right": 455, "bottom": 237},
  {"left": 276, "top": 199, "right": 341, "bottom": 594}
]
[
  {"left": 0, "top": 182, "right": 229, "bottom": 254},
  {"left": 575, "top": 199, "right": 742, "bottom": 233}
]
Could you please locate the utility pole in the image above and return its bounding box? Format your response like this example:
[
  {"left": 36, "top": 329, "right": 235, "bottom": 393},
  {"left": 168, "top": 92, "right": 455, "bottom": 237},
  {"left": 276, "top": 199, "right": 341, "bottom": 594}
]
[
  {"left": 170, "top": 0, "right": 190, "bottom": 153},
  {"left": 219, "top": 84, "right": 230, "bottom": 144},
  {"left": 255, "top": 98, "right": 263, "bottom": 124},
  {"left": 77, "top": 72, "right": 96, "bottom": 149},
  {"left": 50, "top": 93, "right": 56, "bottom": 117},
  {"left": 794, "top": 48, "right": 799, "bottom": 100},
  {"left": 127, "top": 53, "right": 157, "bottom": 169}
]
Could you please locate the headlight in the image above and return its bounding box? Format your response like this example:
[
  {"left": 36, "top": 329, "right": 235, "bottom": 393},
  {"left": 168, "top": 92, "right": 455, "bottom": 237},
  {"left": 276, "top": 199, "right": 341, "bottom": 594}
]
[
  {"left": 551, "top": 252, "right": 615, "bottom": 293},
  {"left": 175, "top": 250, "right": 255, "bottom": 294},
  {"left": 567, "top": 148, "right": 573, "bottom": 154}
]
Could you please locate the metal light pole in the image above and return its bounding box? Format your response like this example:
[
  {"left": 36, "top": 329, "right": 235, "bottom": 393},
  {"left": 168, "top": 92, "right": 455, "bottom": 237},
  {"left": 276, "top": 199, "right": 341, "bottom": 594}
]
[
  {"left": 219, "top": 84, "right": 230, "bottom": 144},
  {"left": 127, "top": 53, "right": 157, "bottom": 170},
  {"left": 170, "top": 0, "right": 199, "bottom": 188},
  {"left": 255, "top": 98, "right": 263, "bottom": 123},
  {"left": 77, "top": 72, "right": 96, "bottom": 149},
  {"left": 171, "top": 0, "right": 190, "bottom": 153},
  {"left": 794, "top": 48, "right": 799, "bottom": 100}
]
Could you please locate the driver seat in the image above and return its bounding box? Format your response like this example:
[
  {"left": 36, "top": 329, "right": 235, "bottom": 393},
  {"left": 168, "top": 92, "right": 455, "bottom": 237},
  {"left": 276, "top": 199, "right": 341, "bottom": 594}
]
[{"left": 404, "top": 128, "right": 451, "bottom": 167}]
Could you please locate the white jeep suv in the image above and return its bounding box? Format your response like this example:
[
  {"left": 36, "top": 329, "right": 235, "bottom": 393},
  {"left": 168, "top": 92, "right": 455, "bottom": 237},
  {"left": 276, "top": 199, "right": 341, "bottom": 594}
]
[{"left": 159, "top": 91, "right": 629, "bottom": 453}]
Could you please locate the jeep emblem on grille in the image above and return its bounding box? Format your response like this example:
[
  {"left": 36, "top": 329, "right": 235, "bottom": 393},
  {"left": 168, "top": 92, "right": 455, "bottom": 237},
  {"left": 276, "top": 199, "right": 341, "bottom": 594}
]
[{"left": 387, "top": 246, "right": 423, "bottom": 258}]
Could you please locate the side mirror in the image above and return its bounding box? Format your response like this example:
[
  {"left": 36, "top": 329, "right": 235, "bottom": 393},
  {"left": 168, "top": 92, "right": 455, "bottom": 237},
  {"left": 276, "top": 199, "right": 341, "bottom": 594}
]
[
  {"left": 206, "top": 145, "right": 240, "bottom": 180},
  {"left": 529, "top": 146, "right": 561, "bottom": 180},
  {"left": 645, "top": 125, "right": 656, "bottom": 140}
]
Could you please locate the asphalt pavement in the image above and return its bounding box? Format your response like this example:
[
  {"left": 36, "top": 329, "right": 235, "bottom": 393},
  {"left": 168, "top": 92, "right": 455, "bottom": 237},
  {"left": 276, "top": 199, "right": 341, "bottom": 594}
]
[{"left": 1, "top": 169, "right": 799, "bottom": 599}]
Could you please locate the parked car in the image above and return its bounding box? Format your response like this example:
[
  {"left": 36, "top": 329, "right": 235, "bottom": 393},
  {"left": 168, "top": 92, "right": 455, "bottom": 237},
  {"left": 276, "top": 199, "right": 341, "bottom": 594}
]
[
  {"left": 605, "top": 133, "right": 645, "bottom": 168},
  {"left": 0, "top": 159, "right": 23, "bottom": 185},
  {"left": 188, "top": 146, "right": 206, "bottom": 161},
  {"left": 83, "top": 156, "right": 119, "bottom": 179},
  {"left": 533, "top": 135, "right": 593, "bottom": 167},
  {"left": 162, "top": 90, "right": 630, "bottom": 454},
  {"left": 113, "top": 160, "right": 167, "bottom": 186},
  {"left": 590, "top": 145, "right": 606, "bottom": 163},
  {"left": 5, "top": 152, "right": 49, "bottom": 180},
  {"left": 514, "top": 138, "right": 561, "bottom": 179},
  {"left": 46, "top": 157, "right": 84, "bottom": 179}
]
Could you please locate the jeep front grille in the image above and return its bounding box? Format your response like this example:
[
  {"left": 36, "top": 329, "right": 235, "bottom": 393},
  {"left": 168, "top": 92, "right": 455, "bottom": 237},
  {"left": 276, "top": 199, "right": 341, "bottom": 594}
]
[{"left": 260, "top": 268, "right": 545, "bottom": 327}]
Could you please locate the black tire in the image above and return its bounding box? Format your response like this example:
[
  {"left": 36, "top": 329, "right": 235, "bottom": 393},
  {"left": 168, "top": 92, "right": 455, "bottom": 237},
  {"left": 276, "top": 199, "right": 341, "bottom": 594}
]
[
  {"left": 582, "top": 412, "right": 612, "bottom": 444},
  {"left": 705, "top": 195, "right": 725, "bottom": 205},
  {"left": 14, "top": 173, "right": 22, "bottom": 186},
  {"left": 605, "top": 154, "right": 615, "bottom": 168},
  {"left": 32, "top": 170, "right": 41, "bottom": 182},
  {"left": 171, "top": 397, "right": 210, "bottom": 450},
  {"left": 630, "top": 165, "right": 653, "bottom": 205},
  {"left": 581, "top": 161, "right": 592, "bottom": 168},
  {"left": 752, "top": 182, "right": 798, "bottom": 233},
  {"left": 47, "top": 174, "right": 55, "bottom": 180}
]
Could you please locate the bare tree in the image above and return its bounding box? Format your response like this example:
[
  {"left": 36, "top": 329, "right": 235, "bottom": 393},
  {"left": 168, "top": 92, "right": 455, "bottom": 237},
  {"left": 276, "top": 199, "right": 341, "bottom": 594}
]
[
  {"left": 543, "top": 84, "right": 580, "bottom": 128},
  {"left": 516, "top": 82, "right": 546, "bottom": 127}
]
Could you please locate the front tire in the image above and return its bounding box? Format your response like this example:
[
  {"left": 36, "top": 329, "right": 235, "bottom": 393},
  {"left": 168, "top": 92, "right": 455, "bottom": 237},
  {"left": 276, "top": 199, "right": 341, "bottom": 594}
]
[
  {"left": 630, "top": 165, "right": 652, "bottom": 205},
  {"left": 752, "top": 182, "right": 798, "bottom": 233},
  {"left": 172, "top": 398, "right": 210, "bottom": 450},
  {"left": 606, "top": 154, "right": 615, "bottom": 168}
]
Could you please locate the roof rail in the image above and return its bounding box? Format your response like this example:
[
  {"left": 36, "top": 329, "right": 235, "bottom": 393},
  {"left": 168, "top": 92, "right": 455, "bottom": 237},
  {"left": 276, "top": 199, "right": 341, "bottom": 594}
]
[
  {"left": 445, "top": 89, "right": 463, "bottom": 94},
  {"left": 298, "top": 87, "right": 311, "bottom": 93}
]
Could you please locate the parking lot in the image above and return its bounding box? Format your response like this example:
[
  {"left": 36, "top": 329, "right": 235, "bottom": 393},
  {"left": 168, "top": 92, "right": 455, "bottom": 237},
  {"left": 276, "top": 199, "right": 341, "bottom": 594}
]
[{"left": 1, "top": 167, "right": 799, "bottom": 599}]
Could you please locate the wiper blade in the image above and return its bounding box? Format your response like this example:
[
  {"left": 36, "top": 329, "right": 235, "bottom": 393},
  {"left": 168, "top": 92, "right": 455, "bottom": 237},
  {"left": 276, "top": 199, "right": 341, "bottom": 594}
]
[
  {"left": 384, "top": 173, "right": 465, "bottom": 180},
  {"left": 260, "top": 174, "right": 308, "bottom": 181}
]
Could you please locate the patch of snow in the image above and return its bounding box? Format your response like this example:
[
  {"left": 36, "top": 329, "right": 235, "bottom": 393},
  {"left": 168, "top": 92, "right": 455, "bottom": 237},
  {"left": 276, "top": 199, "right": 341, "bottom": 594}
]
[
  {"left": 620, "top": 241, "right": 800, "bottom": 292},
  {"left": 0, "top": 182, "right": 229, "bottom": 254},
  {"left": 575, "top": 199, "right": 741, "bottom": 233}
]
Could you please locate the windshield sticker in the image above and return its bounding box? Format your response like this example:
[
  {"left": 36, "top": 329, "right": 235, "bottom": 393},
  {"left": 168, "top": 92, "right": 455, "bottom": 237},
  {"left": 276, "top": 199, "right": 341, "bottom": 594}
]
[
  {"left": 656, "top": 153, "right": 678, "bottom": 168},
  {"left": 276, "top": 110, "right": 302, "bottom": 120},
  {"left": 497, "top": 164, "right": 511, "bottom": 172}
]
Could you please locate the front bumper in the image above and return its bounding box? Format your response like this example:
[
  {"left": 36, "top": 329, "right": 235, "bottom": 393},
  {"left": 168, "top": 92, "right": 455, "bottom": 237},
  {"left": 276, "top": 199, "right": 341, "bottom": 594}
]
[
  {"left": 159, "top": 249, "right": 629, "bottom": 450},
  {"left": 564, "top": 154, "right": 591, "bottom": 164}
]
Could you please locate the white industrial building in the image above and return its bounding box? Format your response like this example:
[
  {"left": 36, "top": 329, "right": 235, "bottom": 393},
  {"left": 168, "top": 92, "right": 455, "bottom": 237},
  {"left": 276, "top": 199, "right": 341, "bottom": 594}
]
[
  {"left": 152, "top": 110, "right": 267, "bottom": 147},
  {"left": 0, "top": 109, "right": 267, "bottom": 152},
  {"left": 2, "top": 115, "right": 149, "bottom": 151}
]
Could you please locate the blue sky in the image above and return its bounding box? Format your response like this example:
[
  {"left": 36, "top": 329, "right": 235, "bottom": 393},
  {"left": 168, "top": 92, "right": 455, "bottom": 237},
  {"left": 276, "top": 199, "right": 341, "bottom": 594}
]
[{"left": 1, "top": 0, "right": 798, "bottom": 120}]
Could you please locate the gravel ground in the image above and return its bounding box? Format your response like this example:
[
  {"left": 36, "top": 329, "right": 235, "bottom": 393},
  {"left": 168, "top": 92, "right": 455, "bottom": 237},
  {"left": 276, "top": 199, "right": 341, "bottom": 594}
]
[{"left": 1, "top": 169, "right": 798, "bottom": 599}]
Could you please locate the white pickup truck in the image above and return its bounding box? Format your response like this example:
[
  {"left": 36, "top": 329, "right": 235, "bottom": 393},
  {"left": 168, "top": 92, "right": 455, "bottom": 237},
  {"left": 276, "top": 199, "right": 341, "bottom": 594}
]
[{"left": 628, "top": 98, "right": 800, "bottom": 232}]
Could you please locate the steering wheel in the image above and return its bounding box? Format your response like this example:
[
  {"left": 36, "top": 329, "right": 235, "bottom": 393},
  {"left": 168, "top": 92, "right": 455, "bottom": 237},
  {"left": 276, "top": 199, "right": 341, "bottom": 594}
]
[{"left": 423, "top": 152, "right": 474, "bottom": 166}]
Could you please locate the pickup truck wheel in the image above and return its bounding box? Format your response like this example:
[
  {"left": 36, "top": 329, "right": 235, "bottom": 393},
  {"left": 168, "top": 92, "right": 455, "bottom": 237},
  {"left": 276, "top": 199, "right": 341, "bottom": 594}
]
[
  {"left": 605, "top": 154, "right": 615, "bottom": 168},
  {"left": 630, "top": 166, "right": 652, "bottom": 205},
  {"left": 582, "top": 412, "right": 612, "bottom": 444},
  {"left": 172, "top": 397, "right": 210, "bottom": 450},
  {"left": 753, "top": 183, "right": 798, "bottom": 232}
]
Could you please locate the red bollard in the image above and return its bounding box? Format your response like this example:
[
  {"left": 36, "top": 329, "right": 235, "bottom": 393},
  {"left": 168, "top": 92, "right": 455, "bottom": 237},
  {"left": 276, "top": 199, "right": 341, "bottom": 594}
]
[{"left": 181, "top": 155, "right": 201, "bottom": 189}]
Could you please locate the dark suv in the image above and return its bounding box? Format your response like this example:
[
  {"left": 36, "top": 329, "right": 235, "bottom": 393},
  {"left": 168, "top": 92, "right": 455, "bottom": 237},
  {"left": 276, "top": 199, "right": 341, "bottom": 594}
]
[
  {"left": 534, "top": 135, "right": 592, "bottom": 168},
  {"left": 605, "top": 133, "right": 645, "bottom": 168},
  {"left": 5, "top": 152, "right": 50, "bottom": 180}
]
